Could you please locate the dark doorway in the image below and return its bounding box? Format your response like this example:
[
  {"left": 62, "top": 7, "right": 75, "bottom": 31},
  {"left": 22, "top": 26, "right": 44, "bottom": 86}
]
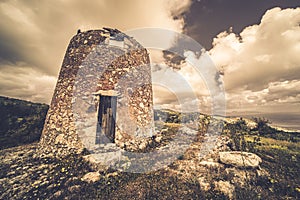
[{"left": 96, "top": 95, "right": 117, "bottom": 144}]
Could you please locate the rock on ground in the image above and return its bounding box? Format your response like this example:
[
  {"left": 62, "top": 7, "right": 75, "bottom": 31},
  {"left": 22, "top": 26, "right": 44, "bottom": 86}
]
[
  {"left": 214, "top": 180, "right": 235, "bottom": 199},
  {"left": 81, "top": 171, "right": 101, "bottom": 183},
  {"left": 219, "top": 151, "right": 262, "bottom": 168}
]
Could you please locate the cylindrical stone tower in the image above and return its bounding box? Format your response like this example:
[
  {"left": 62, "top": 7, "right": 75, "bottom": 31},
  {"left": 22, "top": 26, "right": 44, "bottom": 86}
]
[{"left": 39, "top": 28, "right": 154, "bottom": 157}]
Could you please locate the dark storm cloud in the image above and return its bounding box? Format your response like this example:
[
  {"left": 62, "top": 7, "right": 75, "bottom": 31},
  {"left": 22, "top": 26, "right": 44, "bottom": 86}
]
[
  {"left": 209, "top": 7, "right": 300, "bottom": 92},
  {"left": 162, "top": 50, "right": 186, "bottom": 70},
  {"left": 185, "top": 0, "right": 300, "bottom": 49},
  {"left": 0, "top": 31, "right": 23, "bottom": 62}
]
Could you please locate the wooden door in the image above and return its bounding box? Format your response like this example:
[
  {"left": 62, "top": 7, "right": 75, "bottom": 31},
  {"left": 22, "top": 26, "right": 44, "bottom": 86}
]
[{"left": 96, "top": 95, "right": 117, "bottom": 144}]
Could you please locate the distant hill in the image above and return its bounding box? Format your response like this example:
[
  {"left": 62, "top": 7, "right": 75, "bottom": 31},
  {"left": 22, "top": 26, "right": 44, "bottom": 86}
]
[{"left": 0, "top": 96, "right": 49, "bottom": 149}]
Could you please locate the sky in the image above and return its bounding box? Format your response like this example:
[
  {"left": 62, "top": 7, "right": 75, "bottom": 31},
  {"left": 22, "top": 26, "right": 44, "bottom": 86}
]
[{"left": 0, "top": 0, "right": 299, "bottom": 128}]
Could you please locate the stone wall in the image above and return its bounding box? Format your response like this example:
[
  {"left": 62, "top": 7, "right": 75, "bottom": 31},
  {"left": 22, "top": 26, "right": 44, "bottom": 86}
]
[{"left": 39, "top": 28, "right": 154, "bottom": 157}]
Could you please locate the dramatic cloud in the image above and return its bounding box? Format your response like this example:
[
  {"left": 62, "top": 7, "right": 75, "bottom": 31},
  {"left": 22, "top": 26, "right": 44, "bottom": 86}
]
[
  {"left": 1, "top": 1, "right": 299, "bottom": 127},
  {"left": 0, "top": 0, "right": 192, "bottom": 103},
  {"left": 208, "top": 7, "right": 300, "bottom": 115}
]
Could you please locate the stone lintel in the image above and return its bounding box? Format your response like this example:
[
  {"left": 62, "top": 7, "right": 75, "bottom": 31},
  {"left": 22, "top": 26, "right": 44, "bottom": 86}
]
[{"left": 93, "top": 90, "right": 119, "bottom": 96}]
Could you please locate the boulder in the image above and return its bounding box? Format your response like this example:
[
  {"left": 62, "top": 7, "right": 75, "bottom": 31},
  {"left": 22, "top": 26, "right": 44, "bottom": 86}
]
[
  {"left": 219, "top": 151, "right": 262, "bottom": 168},
  {"left": 199, "top": 161, "right": 220, "bottom": 168},
  {"left": 81, "top": 172, "right": 101, "bottom": 183},
  {"left": 198, "top": 177, "right": 211, "bottom": 191},
  {"left": 68, "top": 185, "right": 81, "bottom": 192},
  {"left": 214, "top": 180, "right": 235, "bottom": 199}
]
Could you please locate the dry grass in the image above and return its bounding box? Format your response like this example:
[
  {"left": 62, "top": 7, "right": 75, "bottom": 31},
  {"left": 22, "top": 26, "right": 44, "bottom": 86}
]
[{"left": 246, "top": 135, "right": 300, "bottom": 154}]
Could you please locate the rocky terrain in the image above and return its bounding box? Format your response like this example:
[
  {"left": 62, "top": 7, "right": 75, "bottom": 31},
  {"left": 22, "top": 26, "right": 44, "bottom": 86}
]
[
  {"left": 0, "top": 134, "right": 264, "bottom": 199},
  {"left": 0, "top": 97, "right": 300, "bottom": 199}
]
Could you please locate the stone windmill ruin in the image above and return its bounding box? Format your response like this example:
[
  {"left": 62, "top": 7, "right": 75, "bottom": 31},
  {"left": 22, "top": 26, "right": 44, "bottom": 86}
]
[{"left": 39, "top": 28, "right": 154, "bottom": 157}]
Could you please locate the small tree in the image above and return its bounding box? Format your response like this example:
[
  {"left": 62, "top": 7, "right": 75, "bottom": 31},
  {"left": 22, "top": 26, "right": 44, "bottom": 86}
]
[
  {"left": 252, "top": 117, "right": 273, "bottom": 135},
  {"left": 225, "top": 118, "right": 247, "bottom": 151}
]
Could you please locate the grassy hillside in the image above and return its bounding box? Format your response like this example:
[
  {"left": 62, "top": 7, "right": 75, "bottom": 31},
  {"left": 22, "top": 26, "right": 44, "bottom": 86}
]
[{"left": 0, "top": 96, "right": 49, "bottom": 149}]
